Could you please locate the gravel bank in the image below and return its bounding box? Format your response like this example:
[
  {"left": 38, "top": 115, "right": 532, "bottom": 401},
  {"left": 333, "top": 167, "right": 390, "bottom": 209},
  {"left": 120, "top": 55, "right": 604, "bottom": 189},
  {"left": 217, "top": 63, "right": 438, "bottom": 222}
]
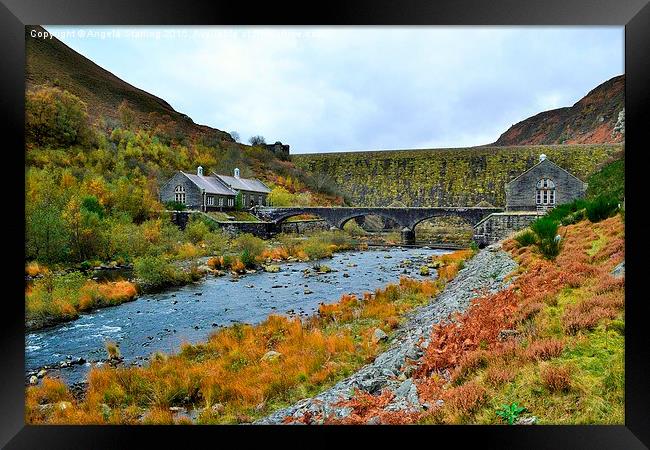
[{"left": 256, "top": 244, "right": 518, "bottom": 424}]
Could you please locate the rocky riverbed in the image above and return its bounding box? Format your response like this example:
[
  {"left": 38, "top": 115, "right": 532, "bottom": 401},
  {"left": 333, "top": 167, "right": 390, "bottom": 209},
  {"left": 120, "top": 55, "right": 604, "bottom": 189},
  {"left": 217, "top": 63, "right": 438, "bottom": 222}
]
[{"left": 256, "top": 243, "right": 517, "bottom": 424}]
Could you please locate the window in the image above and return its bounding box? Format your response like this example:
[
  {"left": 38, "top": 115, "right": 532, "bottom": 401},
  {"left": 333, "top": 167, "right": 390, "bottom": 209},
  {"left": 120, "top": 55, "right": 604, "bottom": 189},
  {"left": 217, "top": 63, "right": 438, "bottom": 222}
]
[
  {"left": 258, "top": 195, "right": 262, "bottom": 205},
  {"left": 228, "top": 198, "right": 234, "bottom": 207},
  {"left": 536, "top": 178, "right": 556, "bottom": 207},
  {"left": 174, "top": 185, "right": 186, "bottom": 204},
  {"left": 207, "top": 196, "right": 214, "bottom": 206},
  {"left": 218, "top": 197, "right": 224, "bottom": 207}
]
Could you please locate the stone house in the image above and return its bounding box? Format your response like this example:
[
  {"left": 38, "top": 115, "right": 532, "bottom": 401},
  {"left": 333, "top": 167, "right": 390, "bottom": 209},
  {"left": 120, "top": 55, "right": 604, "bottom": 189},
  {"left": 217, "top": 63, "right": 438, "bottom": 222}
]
[
  {"left": 160, "top": 167, "right": 271, "bottom": 211},
  {"left": 211, "top": 168, "right": 272, "bottom": 209},
  {"left": 505, "top": 154, "right": 587, "bottom": 212}
]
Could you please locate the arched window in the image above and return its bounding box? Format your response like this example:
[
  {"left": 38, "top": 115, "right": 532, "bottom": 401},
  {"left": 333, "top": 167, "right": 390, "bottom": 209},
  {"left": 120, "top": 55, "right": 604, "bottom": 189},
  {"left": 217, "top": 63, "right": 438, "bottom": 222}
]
[
  {"left": 536, "top": 178, "right": 556, "bottom": 208},
  {"left": 174, "top": 185, "right": 186, "bottom": 204}
]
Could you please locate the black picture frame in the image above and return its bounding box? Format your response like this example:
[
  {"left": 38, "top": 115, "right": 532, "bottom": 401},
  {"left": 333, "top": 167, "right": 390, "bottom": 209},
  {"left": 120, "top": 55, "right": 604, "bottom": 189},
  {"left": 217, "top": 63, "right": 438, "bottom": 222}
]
[{"left": 2, "top": 0, "right": 648, "bottom": 447}]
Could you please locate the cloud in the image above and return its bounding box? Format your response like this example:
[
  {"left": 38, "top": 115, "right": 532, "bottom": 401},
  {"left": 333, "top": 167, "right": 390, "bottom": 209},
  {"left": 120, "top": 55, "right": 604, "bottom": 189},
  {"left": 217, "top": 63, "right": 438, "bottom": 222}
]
[{"left": 49, "top": 26, "right": 623, "bottom": 153}]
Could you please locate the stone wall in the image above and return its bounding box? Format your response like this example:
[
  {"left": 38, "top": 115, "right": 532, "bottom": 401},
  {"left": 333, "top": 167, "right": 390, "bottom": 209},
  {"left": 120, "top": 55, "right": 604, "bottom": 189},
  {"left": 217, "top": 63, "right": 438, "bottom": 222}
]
[
  {"left": 160, "top": 172, "right": 204, "bottom": 210},
  {"left": 473, "top": 212, "right": 540, "bottom": 247},
  {"left": 505, "top": 159, "right": 587, "bottom": 211},
  {"left": 216, "top": 221, "right": 275, "bottom": 239},
  {"left": 279, "top": 219, "right": 329, "bottom": 234}
]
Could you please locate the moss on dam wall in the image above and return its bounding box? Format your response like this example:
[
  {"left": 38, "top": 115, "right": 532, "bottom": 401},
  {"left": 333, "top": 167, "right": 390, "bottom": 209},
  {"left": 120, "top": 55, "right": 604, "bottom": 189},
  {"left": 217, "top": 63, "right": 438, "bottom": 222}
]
[{"left": 293, "top": 144, "right": 623, "bottom": 207}]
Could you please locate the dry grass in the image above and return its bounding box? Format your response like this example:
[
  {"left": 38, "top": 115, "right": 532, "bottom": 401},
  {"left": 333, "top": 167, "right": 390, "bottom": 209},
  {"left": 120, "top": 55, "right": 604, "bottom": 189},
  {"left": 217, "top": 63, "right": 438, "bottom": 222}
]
[
  {"left": 26, "top": 249, "right": 475, "bottom": 425},
  {"left": 540, "top": 364, "right": 572, "bottom": 392},
  {"left": 525, "top": 338, "right": 565, "bottom": 362},
  {"left": 325, "top": 216, "right": 624, "bottom": 425},
  {"left": 26, "top": 261, "right": 48, "bottom": 277}
]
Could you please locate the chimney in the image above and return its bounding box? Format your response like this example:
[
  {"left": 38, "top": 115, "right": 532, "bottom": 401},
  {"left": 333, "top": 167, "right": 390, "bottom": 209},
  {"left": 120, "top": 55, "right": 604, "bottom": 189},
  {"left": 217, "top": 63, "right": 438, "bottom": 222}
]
[
  {"left": 539, "top": 154, "right": 547, "bottom": 162},
  {"left": 197, "top": 166, "right": 203, "bottom": 176},
  {"left": 234, "top": 168, "right": 240, "bottom": 178}
]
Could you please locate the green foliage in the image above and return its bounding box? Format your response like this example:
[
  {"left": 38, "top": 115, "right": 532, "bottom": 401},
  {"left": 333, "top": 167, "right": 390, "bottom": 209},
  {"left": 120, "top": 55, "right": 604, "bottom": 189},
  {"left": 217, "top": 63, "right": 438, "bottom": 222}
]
[
  {"left": 585, "top": 195, "right": 619, "bottom": 223},
  {"left": 530, "top": 217, "right": 560, "bottom": 259},
  {"left": 232, "top": 234, "right": 266, "bottom": 263},
  {"left": 81, "top": 195, "right": 105, "bottom": 219},
  {"left": 496, "top": 403, "right": 527, "bottom": 425},
  {"left": 587, "top": 158, "right": 624, "bottom": 201},
  {"left": 164, "top": 200, "right": 186, "bottom": 211},
  {"left": 184, "top": 219, "right": 210, "bottom": 244},
  {"left": 235, "top": 191, "right": 244, "bottom": 210},
  {"left": 133, "top": 255, "right": 189, "bottom": 290},
  {"left": 514, "top": 230, "right": 537, "bottom": 248},
  {"left": 268, "top": 186, "right": 295, "bottom": 206},
  {"left": 26, "top": 86, "right": 91, "bottom": 147},
  {"left": 545, "top": 199, "right": 588, "bottom": 224},
  {"left": 560, "top": 209, "right": 585, "bottom": 226}
]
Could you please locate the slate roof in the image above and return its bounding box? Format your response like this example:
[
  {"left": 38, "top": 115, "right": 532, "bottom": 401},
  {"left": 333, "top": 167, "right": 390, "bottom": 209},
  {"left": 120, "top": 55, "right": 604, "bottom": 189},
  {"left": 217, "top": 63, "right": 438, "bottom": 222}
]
[
  {"left": 213, "top": 174, "right": 272, "bottom": 194},
  {"left": 506, "top": 158, "right": 585, "bottom": 186},
  {"left": 180, "top": 172, "right": 237, "bottom": 196}
]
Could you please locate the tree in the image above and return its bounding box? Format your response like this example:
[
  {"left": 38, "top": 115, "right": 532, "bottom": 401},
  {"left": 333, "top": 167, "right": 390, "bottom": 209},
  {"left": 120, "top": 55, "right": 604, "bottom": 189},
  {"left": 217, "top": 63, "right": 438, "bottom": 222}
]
[
  {"left": 117, "top": 100, "right": 136, "bottom": 129},
  {"left": 235, "top": 191, "right": 244, "bottom": 210},
  {"left": 26, "top": 86, "right": 90, "bottom": 147},
  {"left": 229, "top": 131, "right": 240, "bottom": 142},
  {"left": 249, "top": 135, "right": 266, "bottom": 146}
]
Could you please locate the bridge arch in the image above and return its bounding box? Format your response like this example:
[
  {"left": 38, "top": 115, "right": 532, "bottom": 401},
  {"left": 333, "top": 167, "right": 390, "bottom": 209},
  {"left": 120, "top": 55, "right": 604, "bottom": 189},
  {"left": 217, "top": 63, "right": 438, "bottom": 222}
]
[
  {"left": 337, "top": 212, "right": 407, "bottom": 230},
  {"left": 270, "top": 210, "right": 338, "bottom": 228}
]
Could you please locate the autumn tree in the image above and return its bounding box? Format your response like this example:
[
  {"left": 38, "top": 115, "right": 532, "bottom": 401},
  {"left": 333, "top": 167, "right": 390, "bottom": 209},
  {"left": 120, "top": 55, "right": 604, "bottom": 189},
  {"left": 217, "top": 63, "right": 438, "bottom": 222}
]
[{"left": 26, "top": 86, "right": 90, "bottom": 147}]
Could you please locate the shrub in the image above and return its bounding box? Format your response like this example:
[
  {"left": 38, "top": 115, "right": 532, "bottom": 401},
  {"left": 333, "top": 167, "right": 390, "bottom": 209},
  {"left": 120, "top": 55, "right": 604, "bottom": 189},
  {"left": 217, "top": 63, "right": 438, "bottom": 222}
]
[
  {"left": 343, "top": 220, "right": 367, "bottom": 237},
  {"left": 133, "top": 255, "right": 184, "bottom": 289},
  {"left": 560, "top": 209, "right": 585, "bottom": 226},
  {"left": 445, "top": 382, "right": 487, "bottom": 417},
  {"left": 233, "top": 234, "right": 266, "bottom": 263},
  {"left": 530, "top": 217, "right": 560, "bottom": 259},
  {"left": 585, "top": 195, "right": 619, "bottom": 223},
  {"left": 184, "top": 219, "right": 210, "bottom": 244},
  {"left": 514, "top": 230, "right": 537, "bottom": 247},
  {"left": 164, "top": 200, "right": 186, "bottom": 211},
  {"left": 540, "top": 365, "right": 572, "bottom": 392},
  {"left": 485, "top": 365, "right": 516, "bottom": 387},
  {"left": 303, "top": 241, "right": 332, "bottom": 260},
  {"left": 203, "top": 231, "right": 229, "bottom": 255},
  {"left": 525, "top": 338, "right": 564, "bottom": 362}
]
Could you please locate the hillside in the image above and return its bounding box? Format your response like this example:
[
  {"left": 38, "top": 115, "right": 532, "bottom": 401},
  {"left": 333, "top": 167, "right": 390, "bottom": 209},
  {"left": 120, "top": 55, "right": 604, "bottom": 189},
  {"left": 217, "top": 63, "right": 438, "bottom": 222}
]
[
  {"left": 26, "top": 26, "right": 233, "bottom": 144},
  {"left": 294, "top": 144, "right": 623, "bottom": 207},
  {"left": 493, "top": 75, "right": 624, "bottom": 145}
]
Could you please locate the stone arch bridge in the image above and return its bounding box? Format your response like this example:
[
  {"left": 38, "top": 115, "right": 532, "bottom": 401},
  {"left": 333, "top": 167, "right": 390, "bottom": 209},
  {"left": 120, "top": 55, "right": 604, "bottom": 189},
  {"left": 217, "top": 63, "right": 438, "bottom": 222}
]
[{"left": 252, "top": 206, "right": 503, "bottom": 244}]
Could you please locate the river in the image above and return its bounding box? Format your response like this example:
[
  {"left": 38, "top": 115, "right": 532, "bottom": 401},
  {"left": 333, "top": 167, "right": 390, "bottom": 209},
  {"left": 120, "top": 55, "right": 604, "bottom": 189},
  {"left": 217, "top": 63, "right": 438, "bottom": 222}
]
[{"left": 25, "top": 246, "right": 448, "bottom": 385}]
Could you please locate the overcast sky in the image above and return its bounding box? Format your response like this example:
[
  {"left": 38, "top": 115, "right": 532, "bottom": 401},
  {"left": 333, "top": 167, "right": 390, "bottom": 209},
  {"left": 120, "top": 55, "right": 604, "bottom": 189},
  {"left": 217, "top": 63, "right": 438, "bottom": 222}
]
[{"left": 45, "top": 26, "right": 623, "bottom": 154}]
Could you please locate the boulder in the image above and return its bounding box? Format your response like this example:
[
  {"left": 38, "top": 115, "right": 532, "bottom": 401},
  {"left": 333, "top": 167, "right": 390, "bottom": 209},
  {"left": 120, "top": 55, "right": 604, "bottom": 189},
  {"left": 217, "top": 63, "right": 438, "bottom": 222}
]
[
  {"left": 261, "top": 350, "right": 282, "bottom": 362},
  {"left": 497, "top": 329, "right": 521, "bottom": 342},
  {"left": 372, "top": 328, "right": 388, "bottom": 344},
  {"left": 29, "top": 375, "right": 38, "bottom": 385},
  {"left": 419, "top": 266, "right": 430, "bottom": 276},
  {"left": 37, "top": 369, "right": 47, "bottom": 378},
  {"left": 263, "top": 264, "right": 281, "bottom": 273},
  {"left": 611, "top": 261, "right": 625, "bottom": 278},
  {"left": 57, "top": 401, "right": 72, "bottom": 411}
]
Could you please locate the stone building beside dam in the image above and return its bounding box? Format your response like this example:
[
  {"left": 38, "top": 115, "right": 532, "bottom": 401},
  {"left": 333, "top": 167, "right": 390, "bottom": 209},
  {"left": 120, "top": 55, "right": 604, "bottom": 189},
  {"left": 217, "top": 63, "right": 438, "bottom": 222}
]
[
  {"left": 474, "top": 154, "right": 588, "bottom": 246},
  {"left": 505, "top": 153, "right": 587, "bottom": 213}
]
